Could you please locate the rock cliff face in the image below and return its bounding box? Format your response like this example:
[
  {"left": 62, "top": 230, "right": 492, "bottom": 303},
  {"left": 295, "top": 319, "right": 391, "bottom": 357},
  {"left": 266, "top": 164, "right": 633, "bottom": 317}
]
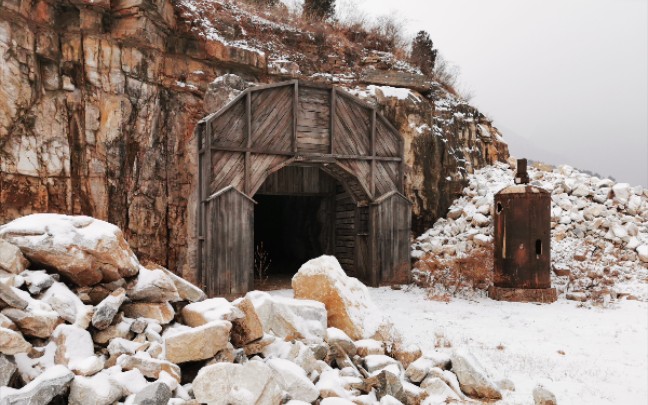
[{"left": 0, "top": 0, "right": 508, "bottom": 281}]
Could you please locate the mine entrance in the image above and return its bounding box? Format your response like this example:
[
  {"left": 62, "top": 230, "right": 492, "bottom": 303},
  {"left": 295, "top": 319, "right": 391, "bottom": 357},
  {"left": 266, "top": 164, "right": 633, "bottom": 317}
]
[
  {"left": 252, "top": 165, "right": 337, "bottom": 289},
  {"left": 253, "top": 194, "right": 332, "bottom": 289},
  {"left": 197, "top": 80, "right": 411, "bottom": 297}
]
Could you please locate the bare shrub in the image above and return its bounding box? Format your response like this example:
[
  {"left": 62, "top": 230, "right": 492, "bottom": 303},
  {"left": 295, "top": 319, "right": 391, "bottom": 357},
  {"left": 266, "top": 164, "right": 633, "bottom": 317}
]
[
  {"left": 254, "top": 242, "right": 271, "bottom": 282},
  {"left": 414, "top": 242, "right": 495, "bottom": 298}
]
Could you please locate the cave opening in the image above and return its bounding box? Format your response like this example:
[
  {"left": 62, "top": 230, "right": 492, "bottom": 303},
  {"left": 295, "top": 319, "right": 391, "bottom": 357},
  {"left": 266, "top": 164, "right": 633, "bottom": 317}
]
[{"left": 253, "top": 194, "right": 331, "bottom": 289}]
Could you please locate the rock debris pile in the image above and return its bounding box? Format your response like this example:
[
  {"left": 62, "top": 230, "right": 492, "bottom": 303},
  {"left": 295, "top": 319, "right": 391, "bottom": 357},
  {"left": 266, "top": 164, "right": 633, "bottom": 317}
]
[
  {"left": 412, "top": 162, "right": 648, "bottom": 302},
  {"left": 0, "top": 214, "right": 535, "bottom": 404}
]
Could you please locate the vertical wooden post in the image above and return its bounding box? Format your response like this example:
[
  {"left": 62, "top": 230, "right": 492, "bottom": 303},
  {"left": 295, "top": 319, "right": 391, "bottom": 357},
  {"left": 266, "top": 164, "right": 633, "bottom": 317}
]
[
  {"left": 330, "top": 88, "right": 336, "bottom": 154},
  {"left": 370, "top": 108, "right": 376, "bottom": 197},
  {"left": 245, "top": 91, "right": 252, "bottom": 194},
  {"left": 292, "top": 81, "right": 298, "bottom": 153},
  {"left": 197, "top": 123, "right": 204, "bottom": 287}
]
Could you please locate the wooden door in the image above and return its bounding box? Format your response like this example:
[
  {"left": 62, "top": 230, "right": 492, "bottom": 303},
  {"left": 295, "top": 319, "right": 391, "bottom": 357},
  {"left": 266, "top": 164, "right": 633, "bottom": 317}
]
[
  {"left": 370, "top": 192, "right": 412, "bottom": 285},
  {"left": 203, "top": 186, "right": 255, "bottom": 297}
]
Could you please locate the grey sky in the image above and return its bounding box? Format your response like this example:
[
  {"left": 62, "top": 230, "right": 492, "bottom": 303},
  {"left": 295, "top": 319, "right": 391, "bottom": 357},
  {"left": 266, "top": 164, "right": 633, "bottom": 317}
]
[{"left": 350, "top": 0, "right": 648, "bottom": 186}]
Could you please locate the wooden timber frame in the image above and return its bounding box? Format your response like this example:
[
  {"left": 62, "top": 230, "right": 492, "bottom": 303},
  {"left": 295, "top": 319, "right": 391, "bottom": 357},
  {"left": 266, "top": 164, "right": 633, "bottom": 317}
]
[{"left": 196, "top": 80, "right": 412, "bottom": 297}]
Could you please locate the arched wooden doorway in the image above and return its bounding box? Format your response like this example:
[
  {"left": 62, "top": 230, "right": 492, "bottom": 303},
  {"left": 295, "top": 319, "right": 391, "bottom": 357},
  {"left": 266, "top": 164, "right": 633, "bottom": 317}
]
[{"left": 196, "top": 80, "right": 411, "bottom": 297}]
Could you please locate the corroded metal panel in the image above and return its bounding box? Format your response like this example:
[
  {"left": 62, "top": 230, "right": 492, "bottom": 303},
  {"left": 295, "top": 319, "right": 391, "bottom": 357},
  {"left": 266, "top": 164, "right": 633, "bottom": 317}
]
[{"left": 494, "top": 187, "right": 551, "bottom": 289}]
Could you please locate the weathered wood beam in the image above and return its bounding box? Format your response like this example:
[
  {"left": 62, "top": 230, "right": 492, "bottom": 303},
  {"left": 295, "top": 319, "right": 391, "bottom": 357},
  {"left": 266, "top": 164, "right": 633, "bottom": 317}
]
[
  {"left": 330, "top": 88, "right": 336, "bottom": 154},
  {"left": 209, "top": 146, "right": 403, "bottom": 162},
  {"left": 248, "top": 80, "right": 297, "bottom": 92},
  {"left": 292, "top": 81, "right": 298, "bottom": 153},
  {"left": 245, "top": 92, "right": 252, "bottom": 194},
  {"left": 370, "top": 108, "right": 376, "bottom": 197}
]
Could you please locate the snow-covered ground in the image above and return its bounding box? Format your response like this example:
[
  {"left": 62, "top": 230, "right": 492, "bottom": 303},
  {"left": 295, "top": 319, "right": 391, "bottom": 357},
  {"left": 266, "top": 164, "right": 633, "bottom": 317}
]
[{"left": 371, "top": 286, "right": 648, "bottom": 405}]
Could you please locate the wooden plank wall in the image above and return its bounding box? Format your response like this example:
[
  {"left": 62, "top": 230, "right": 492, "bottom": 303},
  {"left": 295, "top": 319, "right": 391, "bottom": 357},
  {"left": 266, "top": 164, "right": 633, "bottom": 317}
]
[
  {"left": 251, "top": 87, "right": 293, "bottom": 152},
  {"left": 334, "top": 185, "right": 356, "bottom": 275},
  {"left": 370, "top": 194, "right": 411, "bottom": 284},
  {"left": 256, "top": 166, "right": 336, "bottom": 196},
  {"left": 204, "top": 188, "right": 254, "bottom": 296},
  {"left": 297, "top": 87, "right": 330, "bottom": 154}
]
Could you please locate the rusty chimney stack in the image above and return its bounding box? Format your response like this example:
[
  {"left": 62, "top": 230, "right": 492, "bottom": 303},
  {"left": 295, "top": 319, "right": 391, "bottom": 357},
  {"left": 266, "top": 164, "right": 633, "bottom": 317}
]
[
  {"left": 514, "top": 158, "right": 530, "bottom": 185},
  {"left": 490, "top": 157, "right": 557, "bottom": 303}
]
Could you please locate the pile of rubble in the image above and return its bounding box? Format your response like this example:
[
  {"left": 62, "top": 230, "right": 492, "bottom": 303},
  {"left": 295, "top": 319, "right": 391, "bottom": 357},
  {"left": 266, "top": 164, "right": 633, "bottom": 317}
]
[
  {"left": 412, "top": 162, "right": 648, "bottom": 303},
  {"left": 0, "top": 214, "right": 548, "bottom": 404}
]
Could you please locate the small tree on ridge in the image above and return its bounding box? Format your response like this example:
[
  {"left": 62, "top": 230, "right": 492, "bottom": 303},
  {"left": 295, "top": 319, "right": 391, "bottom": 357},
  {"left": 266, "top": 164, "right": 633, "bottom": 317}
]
[
  {"left": 410, "top": 30, "right": 437, "bottom": 76},
  {"left": 303, "top": 0, "right": 336, "bottom": 20}
]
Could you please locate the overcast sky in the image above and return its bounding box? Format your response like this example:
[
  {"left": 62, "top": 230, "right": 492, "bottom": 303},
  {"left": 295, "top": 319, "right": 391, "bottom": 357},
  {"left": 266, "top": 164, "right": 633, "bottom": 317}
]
[{"left": 347, "top": 0, "right": 648, "bottom": 186}]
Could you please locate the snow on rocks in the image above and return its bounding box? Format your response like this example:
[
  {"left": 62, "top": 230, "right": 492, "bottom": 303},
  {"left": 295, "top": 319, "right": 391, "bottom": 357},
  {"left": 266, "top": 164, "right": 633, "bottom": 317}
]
[
  {"left": 127, "top": 266, "right": 179, "bottom": 303},
  {"left": 533, "top": 384, "right": 558, "bottom": 405},
  {"left": 92, "top": 288, "right": 127, "bottom": 330},
  {"left": 0, "top": 212, "right": 517, "bottom": 405},
  {"left": 181, "top": 297, "right": 243, "bottom": 326},
  {"left": 0, "top": 364, "right": 74, "bottom": 404},
  {"left": 412, "top": 162, "right": 648, "bottom": 302},
  {"left": 292, "top": 255, "right": 395, "bottom": 341},
  {"left": 450, "top": 349, "right": 502, "bottom": 399},
  {"left": 267, "top": 358, "right": 320, "bottom": 403},
  {"left": 0, "top": 214, "right": 139, "bottom": 286},
  {"left": 247, "top": 290, "right": 327, "bottom": 343},
  {"left": 192, "top": 361, "right": 283, "bottom": 405}
]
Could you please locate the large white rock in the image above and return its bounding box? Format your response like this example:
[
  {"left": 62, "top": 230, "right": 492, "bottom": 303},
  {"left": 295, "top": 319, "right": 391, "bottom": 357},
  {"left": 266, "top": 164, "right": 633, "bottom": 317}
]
[
  {"left": 0, "top": 239, "right": 29, "bottom": 275},
  {"left": 292, "top": 255, "right": 393, "bottom": 341},
  {"left": 611, "top": 183, "right": 632, "bottom": 205},
  {"left": 0, "top": 214, "right": 140, "bottom": 286},
  {"left": 193, "top": 361, "right": 283, "bottom": 405},
  {"left": 267, "top": 358, "right": 319, "bottom": 403},
  {"left": 181, "top": 297, "right": 243, "bottom": 327},
  {"left": 247, "top": 291, "right": 327, "bottom": 343},
  {"left": 68, "top": 371, "right": 123, "bottom": 405},
  {"left": 0, "top": 365, "right": 74, "bottom": 404},
  {"left": 163, "top": 320, "right": 232, "bottom": 363},
  {"left": 127, "top": 266, "right": 180, "bottom": 303},
  {"left": 450, "top": 349, "right": 502, "bottom": 399},
  {"left": 52, "top": 324, "right": 97, "bottom": 370}
]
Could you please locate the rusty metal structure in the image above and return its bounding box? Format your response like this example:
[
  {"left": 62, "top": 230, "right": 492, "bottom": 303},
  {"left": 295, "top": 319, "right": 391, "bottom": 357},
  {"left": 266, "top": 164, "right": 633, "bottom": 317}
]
[{"left": 490, "top": 158, "right": 557, "bottom": 303}]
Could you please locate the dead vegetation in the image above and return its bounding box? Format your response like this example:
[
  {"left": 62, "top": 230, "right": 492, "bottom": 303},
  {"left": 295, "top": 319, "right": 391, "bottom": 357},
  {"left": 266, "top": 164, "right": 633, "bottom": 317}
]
[
  {"left": 177, "top": 0, "right": 461, "bottom": 93},
  {"left": 414, "top": 242, "right": 495, "bottom": 300}
]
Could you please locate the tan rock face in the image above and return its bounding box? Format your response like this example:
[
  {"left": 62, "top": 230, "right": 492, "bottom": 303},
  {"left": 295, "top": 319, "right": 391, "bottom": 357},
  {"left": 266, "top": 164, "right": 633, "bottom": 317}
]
[
  {"left": 0, "top": 215, "right": 139, "bottom": 286},
  {"left": 292, "top": 256, "right": 390, "bottom": 341},
  {"left": 0, "top": 0, "right": 508, "bottom": 285},
  {"left": 122, "top": 302, "right": 175, "bottom": 325},
  {"left": 0, "top": 326, "right": 32, "bottom": 355},
  {"left": 0, "top": 239, "right": 29, "bottom": 274},
  {"left": 1, "top": 307, "right": 61, "bottom": 339},
  {"left": 164, "top": 320, "right": 232, "bottom": 363},
  {"left": 230, "top": 296, "right": 264, "bottom": 346}
]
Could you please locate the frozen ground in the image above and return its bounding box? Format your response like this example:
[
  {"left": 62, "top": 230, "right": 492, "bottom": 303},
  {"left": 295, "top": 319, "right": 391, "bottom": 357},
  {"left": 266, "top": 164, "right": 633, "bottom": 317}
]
[
  {"left": 372, "top": 287, "right": 648, "bottom": 405},
  {"left": 272, "top": 287, "right": 648, "bottom": 404}
]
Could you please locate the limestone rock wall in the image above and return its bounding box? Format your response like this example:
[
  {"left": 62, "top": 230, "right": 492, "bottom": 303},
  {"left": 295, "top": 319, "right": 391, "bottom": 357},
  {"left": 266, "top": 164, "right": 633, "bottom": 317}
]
[{"left": 0, "top": 0, "right": 508, "bottom": 282}]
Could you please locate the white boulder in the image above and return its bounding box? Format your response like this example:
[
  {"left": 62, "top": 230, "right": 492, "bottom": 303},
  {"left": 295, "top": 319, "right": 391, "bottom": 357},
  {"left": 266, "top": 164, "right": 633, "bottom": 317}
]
[
  {"left": 0, "top": 214, "right": 139, "bottom": 286},
  {"left": 193, "top": 361, "right": 283, "bottom": 405}
]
